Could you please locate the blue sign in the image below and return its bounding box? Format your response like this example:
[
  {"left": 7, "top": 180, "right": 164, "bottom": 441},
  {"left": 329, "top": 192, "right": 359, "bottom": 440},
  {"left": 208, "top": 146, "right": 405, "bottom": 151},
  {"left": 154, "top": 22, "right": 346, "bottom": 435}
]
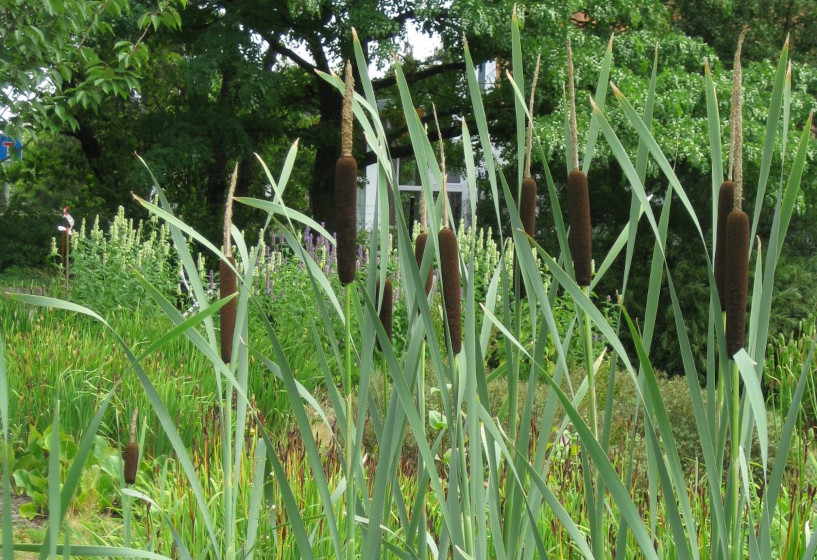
[{"left": 0, "top": 136, "right": 22, "bottom": 162}]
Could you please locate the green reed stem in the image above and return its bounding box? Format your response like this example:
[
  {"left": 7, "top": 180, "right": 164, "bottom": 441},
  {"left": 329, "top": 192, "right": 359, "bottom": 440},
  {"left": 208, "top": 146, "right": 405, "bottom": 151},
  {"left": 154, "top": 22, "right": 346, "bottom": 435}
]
[
  {"left": 582, "top": 286, "right": 598, "bottom": 438},
  {"left": 718, "top": 312, "right": 726, "bottom": 419},
  {"left": 508, "top": 295, "right": 522, "bottom": 441},
  {"left": 382, "top": 353, "right": 388, "bottom": 419},
  {"left": 417, "top": 340, "right": 427, "bottom": 559},
  {"left": 503, "top": 278, "right": 523, "bottom": 559},
  {"left": 418, "top": 340, "right": 425, "bottom": 448},
  {"left": 730, "top": 358, "right": 740, "bottom": 560},
  {"left": 580, "top": 284, "right": 602, "bottom": 557},
  {"left": 344, "top": 284, "right": 355, "bottom": 560}
]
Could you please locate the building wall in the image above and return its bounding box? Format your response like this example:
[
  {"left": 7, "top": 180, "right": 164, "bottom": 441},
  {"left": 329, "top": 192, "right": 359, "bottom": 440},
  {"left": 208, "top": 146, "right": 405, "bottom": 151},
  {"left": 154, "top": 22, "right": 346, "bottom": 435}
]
[{"left": 360, "top": 159, "right": 471, "bottom": 231}]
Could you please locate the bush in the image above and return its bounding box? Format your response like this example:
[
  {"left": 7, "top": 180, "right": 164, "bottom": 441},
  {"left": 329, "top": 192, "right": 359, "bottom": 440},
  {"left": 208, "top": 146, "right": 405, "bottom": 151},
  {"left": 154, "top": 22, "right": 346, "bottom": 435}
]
[
  {"left": 63, "top": 207, "right": 198, "bottom": 313},
  {"left": 766, "top": 313, "right": 817, "bottom": 429},
  {"left": 0, "top": 196, "right": 61, "bottom": 271}
]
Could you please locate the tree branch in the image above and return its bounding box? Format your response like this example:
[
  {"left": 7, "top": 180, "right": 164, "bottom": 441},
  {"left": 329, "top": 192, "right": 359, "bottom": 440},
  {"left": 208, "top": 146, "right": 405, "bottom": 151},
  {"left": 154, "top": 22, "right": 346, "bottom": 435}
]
[
  {"left": 372, "top": 61, "right": 466, "bottom": 90},
  {"left": 360, "top": 118, "right": 464, "bottom": 166},
  {"left": 262, "top": 33, "right": 318, "bottom": 73},
  {"left": 384, "top": 102, "right": 464, "bottom": 140}
]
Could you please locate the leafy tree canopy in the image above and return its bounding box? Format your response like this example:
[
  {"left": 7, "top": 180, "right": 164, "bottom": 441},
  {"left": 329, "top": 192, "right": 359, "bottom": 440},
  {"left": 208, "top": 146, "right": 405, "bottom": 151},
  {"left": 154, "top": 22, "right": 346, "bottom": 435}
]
[{"left": 0, "top": 0, "right": 185, "bottom": 137}]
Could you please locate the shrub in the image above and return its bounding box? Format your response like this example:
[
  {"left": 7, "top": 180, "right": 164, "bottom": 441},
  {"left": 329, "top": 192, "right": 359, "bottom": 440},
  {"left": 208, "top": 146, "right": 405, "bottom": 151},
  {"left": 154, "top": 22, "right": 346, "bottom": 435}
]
[
  {"left": 61, "top": 207, "right": 202, "bottom": 313},
  {"left": 0, "top": 195, "right": 60, "bottom": 271}
]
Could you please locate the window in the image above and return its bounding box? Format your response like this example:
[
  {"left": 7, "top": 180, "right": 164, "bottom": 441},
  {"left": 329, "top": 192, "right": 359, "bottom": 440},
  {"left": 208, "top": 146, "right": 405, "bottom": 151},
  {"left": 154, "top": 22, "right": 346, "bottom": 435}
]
[
  {"left": 400, "top": 191, "right": 420, "bottom": 229},
  {"left": 398, "top": 157, "right": 420, "bottom": 186}
]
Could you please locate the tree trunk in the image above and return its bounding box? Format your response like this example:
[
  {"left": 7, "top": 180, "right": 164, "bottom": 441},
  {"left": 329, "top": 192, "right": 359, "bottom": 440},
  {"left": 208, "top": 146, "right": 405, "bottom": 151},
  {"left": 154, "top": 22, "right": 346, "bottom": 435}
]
[
  {"left": 205, "top": 149, "right": 230, "bottom": 218},
  {"left": 310, "top": 78, "right": 343, "bottom": 234},
  {"left": 204, "top": 64, "right": 238, "bottom": 232}
]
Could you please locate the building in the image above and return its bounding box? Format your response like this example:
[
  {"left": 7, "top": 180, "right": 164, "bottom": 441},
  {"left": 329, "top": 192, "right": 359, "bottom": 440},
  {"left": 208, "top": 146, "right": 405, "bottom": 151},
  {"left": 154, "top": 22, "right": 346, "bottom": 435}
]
[
  {"left": 357, "top": 61, "right": 495, "bottom": 230},
  {"left": 360, "top": 156, "right": 471, "bottom": 230}
]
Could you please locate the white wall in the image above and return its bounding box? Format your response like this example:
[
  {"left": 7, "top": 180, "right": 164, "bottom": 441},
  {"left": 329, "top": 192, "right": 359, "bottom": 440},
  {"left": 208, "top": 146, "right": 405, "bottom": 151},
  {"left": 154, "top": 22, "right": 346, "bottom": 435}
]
[{"left": 359, "top": 159, "right": 470, "bottom": 231}]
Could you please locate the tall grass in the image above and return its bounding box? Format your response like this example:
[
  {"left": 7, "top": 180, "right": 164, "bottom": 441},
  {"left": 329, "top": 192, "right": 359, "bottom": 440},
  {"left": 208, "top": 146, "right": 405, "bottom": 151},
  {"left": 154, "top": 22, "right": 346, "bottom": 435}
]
[{"left": 2, "top": 15, "right": 816, "bottom": 559}]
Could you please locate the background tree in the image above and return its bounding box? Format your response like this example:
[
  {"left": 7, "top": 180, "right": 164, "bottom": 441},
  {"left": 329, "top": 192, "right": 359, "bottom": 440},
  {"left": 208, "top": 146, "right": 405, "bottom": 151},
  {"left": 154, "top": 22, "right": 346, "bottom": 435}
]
[
  {"left": 667, "top": 0, "right": 817, "bottom": 64},
  {"left": 0, "top": 0, "right": 185, "bottom": 137},
  {"left": 3, "top": 0, "right": 816, "bottom": 375}
]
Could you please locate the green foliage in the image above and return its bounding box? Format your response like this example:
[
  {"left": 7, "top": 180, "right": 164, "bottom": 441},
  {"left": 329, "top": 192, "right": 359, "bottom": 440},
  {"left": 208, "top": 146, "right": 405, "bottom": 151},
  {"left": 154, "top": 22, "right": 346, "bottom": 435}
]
[
  {"left": 12, "top": 424, "right": 120, "bottom": 519},
  {"left": 1, "top": 0, "right": 186, "bottom": 135},
  {"left": 668, "top": 0, "right": 817, "bottom": 64},
  {"left": 0, "top": 196, "right": 62, "bottom": 272},
  {"left": 3, "top": 9, "right": 817, "bottom": 560},
  {"left": 769, "top": 254, "right": 817, "bottom": 336},
  {"left": 64, "top": 207, "right": 194, "bottom": 312},
  {"left": 767, "top": 313, "right": 817, "bottom": 429},
  {"left": 0, "top": 132, "right": 124, "bottom": 273}
]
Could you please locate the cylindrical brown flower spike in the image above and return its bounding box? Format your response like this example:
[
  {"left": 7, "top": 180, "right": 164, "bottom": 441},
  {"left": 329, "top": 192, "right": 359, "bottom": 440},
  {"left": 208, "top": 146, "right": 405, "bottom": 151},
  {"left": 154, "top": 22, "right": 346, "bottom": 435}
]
[
  {"left": 336, "top": 61, "right": 357, "bottom": 285},
  {"left": 567, "top": 168, "right": 592, "bottom": 286},
  {"left": 335, "top": 156, "right": 358, "bottom": 285},
  {"left": 124, "top": 407, "right": 139, "bottom": 485},
  {"left": 725, "top": 209, "right": 749, "bottom": 357},
  {"left": 438, "top": 228, "right": 461, "bottom": 355},
  {"left": 414, "top": 233, "right": 433, "bottom": 295},
  {"left": 517, "top": 177, "right": 538, "bottom": 298},
  {"left": 220, "top": 256, "right": 237, "bottom": 362},
  {"left": 377, "top": 277, "right": 393, "bottom": 349},
  {"left": 714, "top": 181, "right": 736, "bottom": 302},
  {"left": 124, "top": 442, "right": 138, "bottom": 484}
]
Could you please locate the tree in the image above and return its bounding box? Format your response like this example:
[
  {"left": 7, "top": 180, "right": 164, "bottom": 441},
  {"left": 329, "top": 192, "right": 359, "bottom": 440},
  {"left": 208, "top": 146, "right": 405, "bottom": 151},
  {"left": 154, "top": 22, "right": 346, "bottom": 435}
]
[
  {"left": 666, "top": 0, "right": 817, "bottom": 64},
  {"left": 6, "top": 0, "right": 677, "bottom": 239},
  {"left": 0, "top": 0, "right": 185, "bottom": 136}
]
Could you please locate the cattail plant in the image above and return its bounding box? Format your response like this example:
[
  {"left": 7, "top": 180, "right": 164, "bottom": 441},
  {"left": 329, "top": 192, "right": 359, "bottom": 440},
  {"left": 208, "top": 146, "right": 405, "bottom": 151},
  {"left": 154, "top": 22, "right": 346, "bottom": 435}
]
[
  {"left": 334, "top": 60, "right": 359, "bottom": 560},
  {"left": 220, "top": 164, "right": 239, "bottom": 363},
  {"left": 438, "top": 227, "right": 461, "bottom": 355},
  {"left": 336, "top": 61, "right": 358, "bottom": 285},
  {"left": 434, "top": 105, "right": 462, "bottom": 355},
  {"left": 377, "top": 277, "right": 393, "bottom": 347},
  {"left": 414, "top": 168, "right": 433, "bottom": 295},
  {"left": 520, "top": 179, "right": 537, "bottom": 242},
  {"left": 414, "top": 158, "right": 433, "bottom": 296},
  {"left": 566, "top": 39, "right": 592, "bottom": 287},
  {"left": 566, "top": 36, "right": 603, "bottom": 557},
  {"left": 724, "top": 28, "right": 749, "bottom": 357},
  {"left": 123, "top": 407, "right": 139, "bottom": 485},
  {"left": 567, "top": 166, "right": 592, "bottom": 288},
  {"left": 725, "top": 209, "right": 749, "bottom": 356},
  {"left": 720, "top": 32, "right": 752, "bottom": 557},
  {"left": 414, "top": 232, "right": 433, "bottom": 295},
  {"left": 714, "top": 181, "right": 736, "bottom": 300},
  {"left": 518, "top": 54, "right": 541, "bottom": 298}
]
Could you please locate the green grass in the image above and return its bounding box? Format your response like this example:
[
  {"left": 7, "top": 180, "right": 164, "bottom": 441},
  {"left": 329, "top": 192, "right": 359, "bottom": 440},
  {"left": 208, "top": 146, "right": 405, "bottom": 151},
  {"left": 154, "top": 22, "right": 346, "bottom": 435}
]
[{"left": 3, "top": 305, "right": 815, "bottom": 557}]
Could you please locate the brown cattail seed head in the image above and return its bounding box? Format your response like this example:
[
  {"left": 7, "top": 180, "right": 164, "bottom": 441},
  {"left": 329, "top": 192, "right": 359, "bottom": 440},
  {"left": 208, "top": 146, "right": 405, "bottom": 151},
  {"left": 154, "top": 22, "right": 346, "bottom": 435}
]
[
  {"left": 517, "top": 178, "right": 538, "bottom": 298},
  {"left": 220, "top": 256, "right": 237, "bottom": 362},
  {"left": 520, "top": 178, "right": 537, "bottom": 239},
  {"left": 715, "top": 181, "right": 736, "bottom": 302},
  {"left": 124, "top": 441, "right": 138, "bottom": 484},
  {"left": 438, "top": 228, "right": 461, "bottom": 355},
  {"left": 725, "top": 209, "right": 749, "bottom": 357},
  {"left": 335, "top": 156, "right": 358, "bottom": 285},
  {"left": 377, "top": 277, "right": 393, "bottom": 348},
  {"left": 567, "top": 169, "right": 592, "bottom": 286},
  {"left": 414, "top": 233, "right": 433, "bottom": 295}
]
